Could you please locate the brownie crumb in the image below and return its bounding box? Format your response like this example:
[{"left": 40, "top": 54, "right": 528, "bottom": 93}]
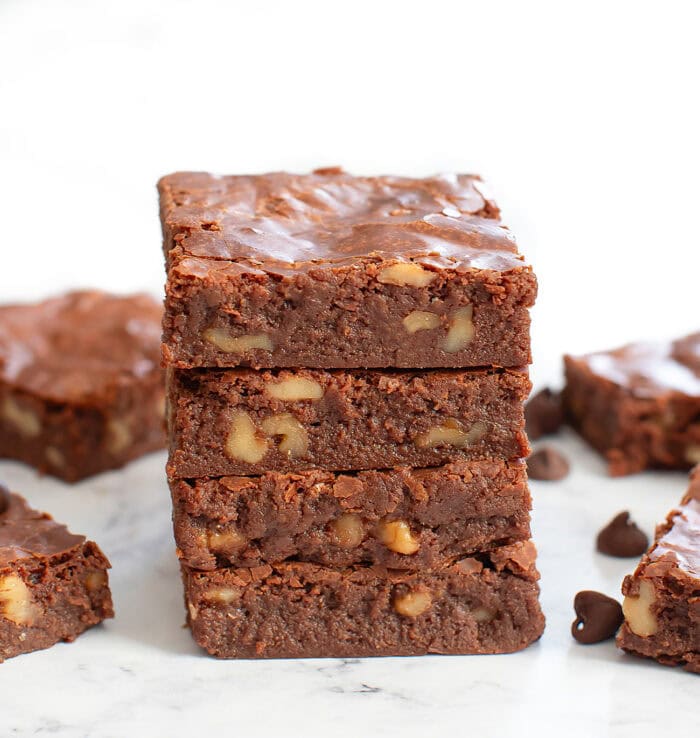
[
  {"left": 527, "top": 446, "right": 570, "bottom": 481},
  {"left": 525, "top": 388, "right": 564, "bottom": 441},
  {"left": 572, "top": 591, "right": 624, "bottom": 644},
  {"left": 596, "top": 511, "right": 649, "bottom": 557}
]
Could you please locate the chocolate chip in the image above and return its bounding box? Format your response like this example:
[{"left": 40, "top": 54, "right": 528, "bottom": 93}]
[
  {"left": 571, "top": 591, "right": 624, "bottom": 644},
  {"left": 527, "top": 446, "right": 570, "bottom": 480},
  {"left": 525, "top": 388, "right": 564, "bottom": 441},
  {"left": 0, "top": 483, "right": 9, "bottom": 515},
  {"left": 596, "top": 511, "right": 649, "bottom": 557}
]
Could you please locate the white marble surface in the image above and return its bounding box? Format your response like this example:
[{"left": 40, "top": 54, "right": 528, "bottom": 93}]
[{"left": 0, "top": 430, "right": 696, "bottom": 737}]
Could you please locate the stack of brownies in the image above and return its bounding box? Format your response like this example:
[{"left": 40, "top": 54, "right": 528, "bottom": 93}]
[{"left": 158, "top": 168, "right": 545, "bottom": 658}]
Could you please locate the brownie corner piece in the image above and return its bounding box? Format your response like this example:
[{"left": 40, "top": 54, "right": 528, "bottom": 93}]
[
  {"left": 616, "top": 468, "right": 700, "bottom": 672},
  {"left": 0, "top": 486, "right": 113, "bottom": 661},
  {"left": 563, "top": 333, "right": 700, "bottom": 476},
  {"left": 159, "top": 169, "right": 536, "bottom": 369},
  {"left": 0, "top": 290, "right": 165, "bottom": 482}
]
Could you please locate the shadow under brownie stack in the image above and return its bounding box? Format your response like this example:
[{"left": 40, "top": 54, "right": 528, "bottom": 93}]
[{"left": 159, "top": 168, "right": 545, "bottom": 658}]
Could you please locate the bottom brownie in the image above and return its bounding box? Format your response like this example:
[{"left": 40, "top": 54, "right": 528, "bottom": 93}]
[
  {"left": 0, "top": 488, "right": 113, "bottom": 661},
  {"left": 617, "top": 468, "right": 700, "bottom": 673},
  {"left": 183, "top": 541, "right": 544, "bottom": 659}
]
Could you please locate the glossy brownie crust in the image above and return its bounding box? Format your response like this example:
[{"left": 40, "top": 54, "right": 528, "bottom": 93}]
[
  {"left": 564, "top": 334, "right": 700, "bottom": 476},
  {"left": 167, "top": 367, "right": 530, "bottom": 478},
  {"left": 0, "top": 491, "right": 113, "bottom": 661},
  {"left": 0, "top": 291, "right": 165, "bottom": 482},
  {"left": 183, "top": 541, "right": 544, "bottom": 658},
  {"left": 159, "top": 169, "right": 536, "bottom": 369},
  {"left": 171, "top": 459, "right": 531, "bottom": 570},
  {"left": 617, "top": 468, "right": 700, "bottom": 673}
]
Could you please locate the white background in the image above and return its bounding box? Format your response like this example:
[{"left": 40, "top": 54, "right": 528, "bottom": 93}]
[{"left": 0, "top": 1, "right": 698, "bottom": 736}]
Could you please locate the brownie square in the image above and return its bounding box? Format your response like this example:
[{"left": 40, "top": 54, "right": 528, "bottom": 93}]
[
  {"left": 182, "top": 541, "right": 544, "bottom": 658},
  {"left": 564, "top": 333, "right": 700, "bottom": 476},
  {"left": 0, "top": 291, "right": 165, "bottom": 482},
  {"left": 166, "top": 366, "right": 530, "bottom": 477},
  {"left": 171, "top": 459, "right": 532, "bottom": 571},
  {"left": 617, "top": 467, "right": 700, "bottom": 673},
  {"left": 159, "top": 169, "right": 536, "bottom": 370},
  {"left": 0, "top": 486, "right": 113, "bottom": 661}
]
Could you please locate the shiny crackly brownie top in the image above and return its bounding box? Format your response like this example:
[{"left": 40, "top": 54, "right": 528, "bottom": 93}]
[
  {"left": 573, "top": 332, "right": 700, "bottom": 399},
  {"left": 647, "top": 469, "right": 700, "bottom": 578},
  {"left": 0, "top": 487, "right": 85, "bottom": 567},
  {"left": 158, "top": 168, "right": 529, "bottom": 274},
  {"left": 0, "top": 290, "right": 162, "bottom": 402}
]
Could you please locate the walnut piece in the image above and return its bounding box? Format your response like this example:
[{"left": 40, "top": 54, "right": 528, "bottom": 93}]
[
  {"left": 203, "top": 587, "right": 241, "bottom": 604},
  {"left": 472, "top": 607, "right": 496, "bottom": 623},
  {"left": 441, "top": 306, "right": 474, "bottom": 353},
  {"left": 393, "top": 588, "right": 432, "bottom": 617},
  {"left": 203, "top": 327, "right": 273, "bottom": 354},
  {"left": 377, "top": 520, "right": 420, "bottom": 554},
  {"left": 415, "top": 419, "right": 487, "bottom": 449},
  {"left": 377, "top": 263, "right": 436, "bottom": 287},
  {"left": 208, "top": 528, "right": 246, "bottom": 553},
  {"left": 85, "top": 570, "right": 108, "bottom": 593},
  {"left": 261, "top": 413, "right": 309, "bottom": 458},
  {"left": 402, "top": 310, "right": 441, "bottom": 334},
  {"left": 265, "top": 377, "right": 324, "bottom": 401},
  {"left": 2, "top": 397, "right": 40, "bottom": 437},
  {"left": 45, "top": 446, "right": 65, "bottom": 468},
  {"left": 685, "top": 444, "right": 700, "bottom": 465},
  {"left": 329, "top": 513, "right": 364, "bottom": 548},
  {"left": 0, "top": 573, "right": 40, "bottom": 625},
  {"left": 107, "top": 418, "right": 132, "bottom": 455},
  {"left": 225, "top": 412, "right": 268, "bottom": 463},
  {"left": 622, "top": 579, "right": 658, "bottom": 637}
]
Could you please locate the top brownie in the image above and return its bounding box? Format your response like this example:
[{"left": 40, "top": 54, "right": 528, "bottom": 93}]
[{"left": 159, "top": 168, "right": 536, "bottom": 369}]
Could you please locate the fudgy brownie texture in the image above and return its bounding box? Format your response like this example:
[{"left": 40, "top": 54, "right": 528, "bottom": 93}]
[
  {"left": 617, "top": 467, "right": 700, "bottom": 673},
  {"left": 0, "top": 486, "right": 113, "bottom": 661},
  {"left": 564, "top": 333, "right": 700, "bottom": 476},
  {"left": 182, "top": 540, "right": 544, "bottom": 658},
  {"left": 171, "top": 459, "right": 531, "bottom": 570},
  {"left": 158, "top": 169, "right": 537, "bottom": 370},
  {"left": 167, "top": 366, "right": 530, "bottom": 478},
  {"left": 0, "top": 291, "right": 166, "bottom": 482}
]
